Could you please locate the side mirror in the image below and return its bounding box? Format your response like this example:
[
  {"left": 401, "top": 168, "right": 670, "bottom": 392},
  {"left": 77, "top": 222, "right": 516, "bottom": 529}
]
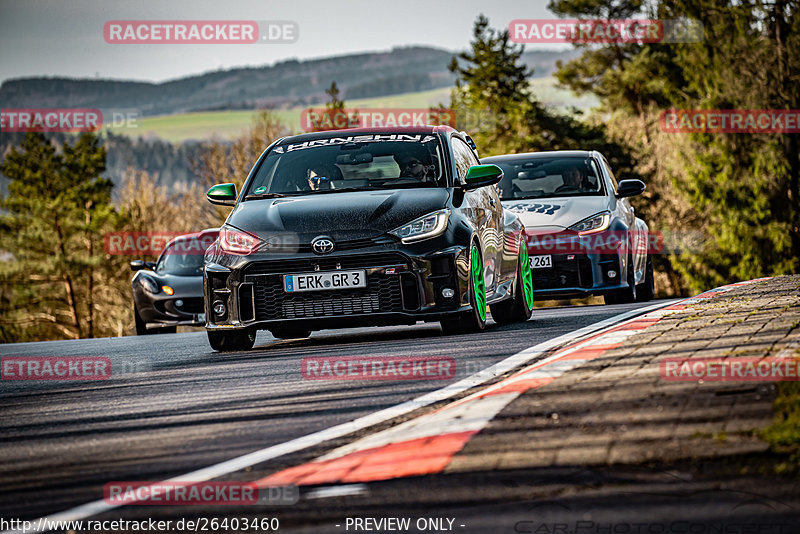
[
  {"left": 207, "top": 183, "right": 238, "bottom": 206},
  {"left": 615, "top": 179, "right": 646, "bottom": 198},
  {"left": 131, "top": 260, "right": 156, "bottom": 271},
  {"left": 462, "top": 164, "right": 503, "bottom": 191}
]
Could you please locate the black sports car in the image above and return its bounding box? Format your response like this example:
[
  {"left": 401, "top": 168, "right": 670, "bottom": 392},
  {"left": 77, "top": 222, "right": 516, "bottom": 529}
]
[
  {"left": 483, "top": 151, "right": 654, "bottom": 304},
  {"left": 131, "top": 229, "right": 218, "bottom": 334},
  {"left": 202, "top": 127, "right": 534, "bottom": 351}
]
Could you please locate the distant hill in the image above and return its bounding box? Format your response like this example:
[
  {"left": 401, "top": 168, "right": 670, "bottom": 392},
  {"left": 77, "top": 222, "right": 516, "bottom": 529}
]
[
  {"left": 0, "top": 47, "right": 579, "bottom": 117},
  {"left": 0, "top": 46, "right": 584, "bottom": 196},
  {"left": 104, "top": 80, "right": 598, "bottom": 144}
]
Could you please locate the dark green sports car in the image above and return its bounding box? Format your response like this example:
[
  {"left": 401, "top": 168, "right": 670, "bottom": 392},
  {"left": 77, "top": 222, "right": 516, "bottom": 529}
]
[{"left": 202, "top": 126, "right": 534, "bottom": 351}]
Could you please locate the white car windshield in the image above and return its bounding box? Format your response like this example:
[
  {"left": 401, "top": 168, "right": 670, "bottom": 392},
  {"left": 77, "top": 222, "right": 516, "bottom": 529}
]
[{"left": 490, "top": 157, "right": 605, "bottom": 200}]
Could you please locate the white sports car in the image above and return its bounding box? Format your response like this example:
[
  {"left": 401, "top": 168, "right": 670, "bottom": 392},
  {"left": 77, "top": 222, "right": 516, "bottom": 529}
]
[{"left": 483, "top": 150, "right": 654, "bottom": 304}]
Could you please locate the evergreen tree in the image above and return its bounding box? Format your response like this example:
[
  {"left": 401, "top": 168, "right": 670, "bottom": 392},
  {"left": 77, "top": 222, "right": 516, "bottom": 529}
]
[
  {"left": 0, "top": 133, "right": 116, "bottom": 340},
  {"left": 551, "top": 0, "right": 800, "bottom": 290},
  {"left": 306, "top": 81, "right": 360, "bottom": 131},
  {"left": 448, "top": 15, "right": 636, "bottom": 176}
]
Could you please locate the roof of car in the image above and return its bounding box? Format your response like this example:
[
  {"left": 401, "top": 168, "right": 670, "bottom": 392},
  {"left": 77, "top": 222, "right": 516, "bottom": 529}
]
[
  {"left": 483, "top": 150, "right": 596, "bottom": 161},
  {"left": 276, "top": 126, "right": 457, "bottom": 144}
]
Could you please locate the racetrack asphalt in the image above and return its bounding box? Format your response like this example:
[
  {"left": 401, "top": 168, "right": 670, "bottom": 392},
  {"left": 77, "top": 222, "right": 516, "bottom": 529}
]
[{"left": 0, "top": 301, "right": 659, "bottom": 526}]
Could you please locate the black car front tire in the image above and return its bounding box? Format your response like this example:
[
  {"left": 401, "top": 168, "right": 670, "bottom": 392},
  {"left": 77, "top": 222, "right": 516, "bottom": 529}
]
[
  {"left": 207, "top": 329, "right": 256, "bottom": 351},
  {"left": 134, "top": 306, "right": 148, "bottom": 335},
  {"left": 134, "top": 306, "right": 176, "bottom": 335}
]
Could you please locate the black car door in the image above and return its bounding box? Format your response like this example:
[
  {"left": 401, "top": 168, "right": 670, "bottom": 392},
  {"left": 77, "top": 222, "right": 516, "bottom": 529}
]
[{"left": 451, "top": 136, "right": 500, "bottom": 295}]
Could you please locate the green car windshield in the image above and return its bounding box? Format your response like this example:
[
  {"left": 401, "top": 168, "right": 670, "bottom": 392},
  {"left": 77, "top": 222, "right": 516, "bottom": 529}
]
[{"left": 245, "top": 134, "right": 446, "bottom": 198}]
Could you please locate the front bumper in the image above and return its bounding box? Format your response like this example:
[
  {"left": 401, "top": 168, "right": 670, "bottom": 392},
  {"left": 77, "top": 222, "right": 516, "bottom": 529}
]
[
  {"left": 145, "top": 318, "right": 205, "bottom": 329},
  {"left": 529, "top": 252, "right": 627, "bottom": 299},
  {"left": 204, "top": 241, "right": 472, "bottom": 332},
  {"left": 133, "top": 294, "right": 206, "bottom": 328}
]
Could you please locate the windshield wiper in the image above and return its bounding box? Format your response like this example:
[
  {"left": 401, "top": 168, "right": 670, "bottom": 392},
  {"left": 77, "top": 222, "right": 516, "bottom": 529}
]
[
  {"left": 245, "top": 192, "right": 288, "bottom": 199},
  {"left": 502, "top": 195, "right": 543, "bottom": 201},
  {"left": 307, "top": 187, "right": 365, "bottom": 194}
]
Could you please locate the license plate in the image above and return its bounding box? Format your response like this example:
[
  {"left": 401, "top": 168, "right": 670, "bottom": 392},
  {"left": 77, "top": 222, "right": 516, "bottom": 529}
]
[
  {"left": 284, "top": 270, "right": 367, "bottom": 292},
  {"left": 196, "top": 313, "right": 205, "bottom": 323},
  {"left": 530, "top": 255, "right": 553, "bottom": 269}
]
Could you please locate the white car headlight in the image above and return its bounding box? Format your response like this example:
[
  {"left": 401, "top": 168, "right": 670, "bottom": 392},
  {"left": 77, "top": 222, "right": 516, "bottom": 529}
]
[
  {"left": 390, "top": 209, "right": 450, "bottom": 243},
  {"left": 568, "top": 211, "right": 611, "bottom": 234}
]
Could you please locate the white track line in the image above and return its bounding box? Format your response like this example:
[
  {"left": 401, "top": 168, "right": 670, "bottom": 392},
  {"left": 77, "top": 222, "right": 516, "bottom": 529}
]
[{"left": 4, "top": 300, "right": 676, "bottom": 533}]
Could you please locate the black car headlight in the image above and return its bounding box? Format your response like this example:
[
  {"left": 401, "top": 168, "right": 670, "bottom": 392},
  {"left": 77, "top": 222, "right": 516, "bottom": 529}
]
[
  {"left": 389, "top": 209, "right": 450, "bottom": 244},
  {"left": 139, "top": 275, "right": 160, "bottom": 294},
  {"left": 568, "top": 211, "right": 611, "bottom": 234}
]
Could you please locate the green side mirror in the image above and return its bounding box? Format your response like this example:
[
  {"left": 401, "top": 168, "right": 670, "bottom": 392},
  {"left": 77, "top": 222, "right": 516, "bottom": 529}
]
[
  {"left": 207, "top": 183, "right": 238, "bottom": 206},
  {"left": 463, "top": 164, "right": 504, "bottom": 190}
]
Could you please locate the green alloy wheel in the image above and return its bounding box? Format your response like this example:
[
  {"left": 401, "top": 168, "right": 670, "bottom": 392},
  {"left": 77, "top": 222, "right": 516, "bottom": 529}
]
[
  {"left": 491, "top": 236, "right": 534, "bottom": 324},
  {"left": 471, "top": 245, "right": 487, "bottom": 322}
]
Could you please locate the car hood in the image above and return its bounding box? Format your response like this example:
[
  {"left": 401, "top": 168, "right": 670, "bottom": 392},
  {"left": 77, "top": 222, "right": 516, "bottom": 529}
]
[
  {"left": 501, "top": 196, "right": 610, "bottom": 230},
  {"left": 228, "top": 189, "right": 451, "bottom": 241},
  {"left": 134, "top": 271, "right": 203, "bottom": 295}
]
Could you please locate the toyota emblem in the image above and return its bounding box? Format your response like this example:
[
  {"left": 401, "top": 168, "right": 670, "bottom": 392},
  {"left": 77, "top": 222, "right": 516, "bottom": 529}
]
[{"left": 311, "top": 236, "right": 335, "bottom": 254}]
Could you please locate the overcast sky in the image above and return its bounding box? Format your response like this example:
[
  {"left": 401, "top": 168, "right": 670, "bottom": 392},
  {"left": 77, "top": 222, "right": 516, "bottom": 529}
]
[{"left": 0, "top": 0, "right": 565, "bottom": 84}]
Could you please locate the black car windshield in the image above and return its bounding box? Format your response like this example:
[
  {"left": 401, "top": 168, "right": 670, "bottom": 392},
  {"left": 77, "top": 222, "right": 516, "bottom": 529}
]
[
  {"left": 245, "top": 133, "right": 446, "bottom": 197},
  {"left": 489, "top": 156, "right": 605, "bottom": 200},
  {"left": 155, "top": 239, "right": 206, "bottom": 276}
]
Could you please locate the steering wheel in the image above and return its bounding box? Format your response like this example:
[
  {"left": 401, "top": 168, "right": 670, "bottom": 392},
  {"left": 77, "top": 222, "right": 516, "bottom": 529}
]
[
  {"left": 378, "top": 177, "right": 422, "bottom": 185},
  {"left": 554, "top": 184, "right": 580, "bottom": 194}
]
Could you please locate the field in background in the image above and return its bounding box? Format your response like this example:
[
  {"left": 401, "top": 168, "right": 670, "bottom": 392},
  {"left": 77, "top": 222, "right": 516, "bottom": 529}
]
[{"left": 103, "top": 78, "right": 598, "bottom": 143}]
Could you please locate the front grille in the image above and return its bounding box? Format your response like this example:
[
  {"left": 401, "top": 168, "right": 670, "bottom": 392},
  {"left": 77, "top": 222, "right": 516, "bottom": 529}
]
[
  {"left": 258, "top": 236, "right": 395, "bottom": 254},
  {"left": 251, "top": 273, "right": 403, "bottom": 320},
  {"left": 245, "top": 253, "right": 411, "bottom": 321},
  {"left": 533, "top": 255, "right": 593, "bottom": 290},
  {"left": 244, "top": 252, "right": 408, "bottom": 276},
  {"left": 156, "top": 297, "right": 205, "bottom": 317},
  {"left": 176, "top": 298, "right": 204, "bottom": 314}
]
